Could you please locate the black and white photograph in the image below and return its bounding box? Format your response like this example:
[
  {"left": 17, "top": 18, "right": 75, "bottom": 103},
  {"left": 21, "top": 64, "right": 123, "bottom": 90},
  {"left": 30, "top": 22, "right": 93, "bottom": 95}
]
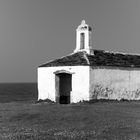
[{"left": 0, "top": 0, "right": 140, "bottom": 139}]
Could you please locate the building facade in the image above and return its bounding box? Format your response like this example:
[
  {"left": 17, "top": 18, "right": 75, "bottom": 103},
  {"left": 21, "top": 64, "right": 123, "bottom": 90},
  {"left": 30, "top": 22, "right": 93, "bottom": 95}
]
[{"left": 38, "top": 20, "right": 140, "bottom": 104}]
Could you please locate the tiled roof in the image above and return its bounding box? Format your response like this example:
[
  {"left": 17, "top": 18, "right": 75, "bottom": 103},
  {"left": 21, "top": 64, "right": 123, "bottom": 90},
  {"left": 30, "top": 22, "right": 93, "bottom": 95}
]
[
  {"left": 39, "top": 51, "right": 89, "bottom": 67},
  {"left": 39, "top": 50, "right": 140, "bottom": 68}
]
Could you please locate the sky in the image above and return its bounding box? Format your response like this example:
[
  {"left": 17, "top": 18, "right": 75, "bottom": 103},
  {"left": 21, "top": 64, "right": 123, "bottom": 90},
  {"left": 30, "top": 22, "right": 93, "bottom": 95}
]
[{"left": 0, "top": 0, "right": 140, "bottom": 82}]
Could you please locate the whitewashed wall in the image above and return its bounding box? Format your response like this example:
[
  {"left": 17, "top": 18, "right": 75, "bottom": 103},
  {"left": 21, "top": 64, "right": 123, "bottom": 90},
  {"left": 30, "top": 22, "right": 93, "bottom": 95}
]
[
  {"left": 38, "top": 66, "right": 90, "bottom": 103},
  {"left": 89, "top": 67, "right": 140, "bottom": 100}
]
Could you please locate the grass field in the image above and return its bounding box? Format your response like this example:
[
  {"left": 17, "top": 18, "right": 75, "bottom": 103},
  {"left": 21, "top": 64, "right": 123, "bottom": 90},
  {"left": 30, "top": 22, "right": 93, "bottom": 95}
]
[{"left": 0, "top": 101, "right": 140, "bottom": 140}]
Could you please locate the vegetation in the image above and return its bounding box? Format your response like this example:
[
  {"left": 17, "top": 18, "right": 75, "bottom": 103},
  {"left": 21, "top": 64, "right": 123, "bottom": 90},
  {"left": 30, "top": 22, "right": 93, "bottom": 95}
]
[
  {"left": 0, "top": 101, "right": 140, "bottom": 139},
  {"left": 0, "top": 83, "right": 139, "bottom": 139}
]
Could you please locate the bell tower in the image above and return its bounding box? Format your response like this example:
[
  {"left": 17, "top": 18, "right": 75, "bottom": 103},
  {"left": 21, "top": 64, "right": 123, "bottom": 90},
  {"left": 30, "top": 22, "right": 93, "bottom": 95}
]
[{"left": 74, "top": 20, "right": 93, "bottom": 54}]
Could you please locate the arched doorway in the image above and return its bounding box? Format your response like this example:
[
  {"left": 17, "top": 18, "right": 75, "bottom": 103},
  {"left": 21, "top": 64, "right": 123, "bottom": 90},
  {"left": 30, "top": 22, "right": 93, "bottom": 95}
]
[{"left": 55, "top": 71, "right": 72, "bottom": 104}]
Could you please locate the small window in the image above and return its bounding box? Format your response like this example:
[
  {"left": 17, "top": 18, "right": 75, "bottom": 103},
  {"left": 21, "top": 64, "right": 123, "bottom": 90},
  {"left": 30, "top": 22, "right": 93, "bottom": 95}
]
[{"left": 80, "top": 33, "right": 85, "bottom": 49}]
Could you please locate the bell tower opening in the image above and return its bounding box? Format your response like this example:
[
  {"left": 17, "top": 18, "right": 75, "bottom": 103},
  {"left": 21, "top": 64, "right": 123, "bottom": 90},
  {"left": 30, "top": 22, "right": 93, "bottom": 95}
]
[{"left": 80, "top": 33, "right": 85, "bottom": 49}]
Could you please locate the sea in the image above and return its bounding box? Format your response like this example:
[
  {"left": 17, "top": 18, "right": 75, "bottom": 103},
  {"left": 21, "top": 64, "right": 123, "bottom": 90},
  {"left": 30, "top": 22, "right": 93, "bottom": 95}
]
[{"left": 0, "top": 83, "right": 38, "bottom": 103}]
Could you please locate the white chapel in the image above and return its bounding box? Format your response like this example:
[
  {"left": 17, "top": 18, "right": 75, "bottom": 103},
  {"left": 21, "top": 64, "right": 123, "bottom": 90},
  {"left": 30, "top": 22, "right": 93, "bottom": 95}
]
[{"left": 38, "top": 20, "right": 140, "bottom": 104}]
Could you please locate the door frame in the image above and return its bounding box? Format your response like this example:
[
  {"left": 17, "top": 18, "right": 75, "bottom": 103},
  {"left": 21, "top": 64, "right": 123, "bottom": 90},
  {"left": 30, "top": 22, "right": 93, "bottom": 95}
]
[{"left": 54, "top": 70, "right": 74, "bottom": 104}]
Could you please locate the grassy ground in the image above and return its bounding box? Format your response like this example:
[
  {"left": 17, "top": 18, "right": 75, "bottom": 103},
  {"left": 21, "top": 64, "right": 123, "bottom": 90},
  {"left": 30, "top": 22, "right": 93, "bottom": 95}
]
[{"left": 0, "top": 101, "right": 140, "bottom": 139}]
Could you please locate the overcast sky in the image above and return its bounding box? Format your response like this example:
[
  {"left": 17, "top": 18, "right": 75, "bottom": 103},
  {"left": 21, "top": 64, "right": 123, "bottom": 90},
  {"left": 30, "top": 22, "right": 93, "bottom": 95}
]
[{"left": 0, "top": 0, "right": 140, "bottom": 82}]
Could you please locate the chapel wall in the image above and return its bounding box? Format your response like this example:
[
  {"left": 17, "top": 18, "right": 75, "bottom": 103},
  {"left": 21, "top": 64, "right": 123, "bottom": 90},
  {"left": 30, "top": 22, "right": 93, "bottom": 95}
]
[
  {"left": 38, "top": 66, "right": 90, "bottom": 103},
  {"left": 89, "top": 66, "right": 140, "bottom": 100}
]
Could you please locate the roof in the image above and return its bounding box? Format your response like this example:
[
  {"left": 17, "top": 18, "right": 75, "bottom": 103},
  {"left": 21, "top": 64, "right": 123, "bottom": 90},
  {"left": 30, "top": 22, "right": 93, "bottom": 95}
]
[
  {"left": 39, "top": 50, "right": 140, "bottom": 68},
  {"left": 39, "top": 51, "right": 89, "bottom": 67}
]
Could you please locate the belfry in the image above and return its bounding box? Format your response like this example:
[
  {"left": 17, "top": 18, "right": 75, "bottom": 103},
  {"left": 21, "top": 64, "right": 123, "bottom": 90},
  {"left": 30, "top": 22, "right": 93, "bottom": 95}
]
[{"left": 74, "top": 20, "right": 93, "bottom": 54}]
